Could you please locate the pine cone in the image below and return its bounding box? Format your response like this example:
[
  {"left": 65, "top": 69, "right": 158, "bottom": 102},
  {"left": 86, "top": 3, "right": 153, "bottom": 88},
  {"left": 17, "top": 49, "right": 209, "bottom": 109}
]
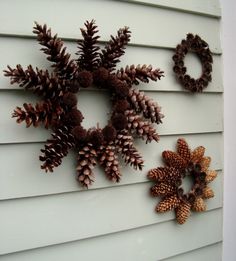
[
  {"left": 192, "top": 197, "right": 206, "bottom": 212},
  {"left": 77, "top": 20, "right": 100, "bottom": 71},
  {"left": 98, "top": 143, "right": 121, "bottom": 182},
  {"left": 156, "top": 194, "right": 180, "bottom": 213},
  {"left": 150, "top": 183, "right": 176, "bottom": 197},
  {"left": 116, "top": 64, "right": 164, "bottom": 85},
  {"left": 12, "top": 101, "right": 63, "bottom": 128},
  {"left": 33, "top": 22, "right": 77, "bottom": 78},
  {"left": 162, "top": 151, "right": 188, "bottom": 169},
  {"left": 100, "top": 26, "right": 131, "bottom": 71},
  {"left": 125, "top": 110, "right": 159, "bottom": 143},
  {"left": 177, "top": 138, "right": 191, "bottom": 162},
  {"left": 200, "top": 156, "right": 211, "bottom": 172},
  {"left": 205, "top": 170, "right": 217, "bottom": 183},
  {"left": 76, "top": 143, "right": 97, "bottom": 187},
  {"left": 147, "top": 167, "right": 181, "bottom": 182},
  {"left": 175, "top": 201, "right": 191, "bottom": 224},
  {"left": 40, "top": 126, "right": 75, "bottom": 172},
  {"left": 191, "top": 146, "right": 205, "bottom": 163},
  {"left": 128, "top": 88, "right": 164, "bottom": 124},
  {"left": 202, "top": 187, "right": 214, "bottom": 199},
  {"left": 115, "top": 130, "right": 144, "bottom": 170},
  {"left": 4, "top": 65, "right": 68, "bottom": 99}
]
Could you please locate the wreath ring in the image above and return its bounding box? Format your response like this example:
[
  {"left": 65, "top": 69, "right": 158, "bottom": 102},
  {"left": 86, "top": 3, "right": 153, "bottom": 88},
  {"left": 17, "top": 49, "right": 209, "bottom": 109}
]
[
  {"left": 172, "top": 33, "right": 213, "bottom": 93},
  {"left": 5, "top": 20, "right": 164, "bottom": 188}
]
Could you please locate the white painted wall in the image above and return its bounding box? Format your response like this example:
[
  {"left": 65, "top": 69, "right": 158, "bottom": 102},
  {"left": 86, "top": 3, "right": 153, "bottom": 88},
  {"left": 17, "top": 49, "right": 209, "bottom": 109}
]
[{"left": 221, "top": 0, "right": 236, "bottom": 260}]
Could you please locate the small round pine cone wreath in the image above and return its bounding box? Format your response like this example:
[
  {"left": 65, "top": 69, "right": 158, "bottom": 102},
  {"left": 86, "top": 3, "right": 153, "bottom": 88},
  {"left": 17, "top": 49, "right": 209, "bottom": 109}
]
[
  {"left": 173, "top": 33, "right": 213, "bottom": 93},
  {"left": 148, "top": 138, "right": 217, "bottom": 224},
  {"left": 4, "top": 20, "right": 164, "bottom": 188}
]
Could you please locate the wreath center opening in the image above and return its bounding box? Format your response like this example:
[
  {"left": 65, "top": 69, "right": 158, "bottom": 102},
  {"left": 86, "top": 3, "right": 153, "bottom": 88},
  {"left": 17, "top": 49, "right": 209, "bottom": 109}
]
[{"left": 184, "top": 52, "right": 202, "bottom": 79}]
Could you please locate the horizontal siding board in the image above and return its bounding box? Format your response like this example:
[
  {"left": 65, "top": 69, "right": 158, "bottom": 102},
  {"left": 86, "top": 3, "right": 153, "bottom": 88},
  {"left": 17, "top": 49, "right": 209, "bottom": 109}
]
[
  {"left": 0, "top": 133, "right": 223, "bottom": 199},
  {"left": 124, "top": 0, "right": 221, "bottom": 17},
  {"left": 0, "top": 183, "right": 222, "bottom": 255},
  {"left": 0, "top": 0, "right": 221, "bottom": 53},
  {"left": 162, "top": 242, "right": 222, "bottom": 261},
  {"left": 0, "top": 37, "right": 223, "bottom": 92},
  {"left": 0, "top": 208, "right": 222, "bottom": 260},
  {"left": 0, "top": 91, "right": 223, "bottom": 144}
]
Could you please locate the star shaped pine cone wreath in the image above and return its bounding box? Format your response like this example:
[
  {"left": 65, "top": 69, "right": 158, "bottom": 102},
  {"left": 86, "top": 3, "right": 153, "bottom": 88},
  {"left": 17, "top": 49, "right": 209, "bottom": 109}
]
[
  {"left": 4, "top": 20, "right": 164, "bottom": 188},
  {"left": 147, "top": 138, "right": 217, "bottom": 224}
]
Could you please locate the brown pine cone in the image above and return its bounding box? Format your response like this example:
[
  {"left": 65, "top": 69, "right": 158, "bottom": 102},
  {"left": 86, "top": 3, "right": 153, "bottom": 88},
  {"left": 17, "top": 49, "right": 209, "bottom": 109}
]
[
  {"left": 98, "top": 143, "right": 121, "bottom": 182},
  {"left": 175, "top": 201, "right": 191, "bottom": 224},
  {"left": 125, "top": 109, "right": 159, "bottom": 143},
  {"left": 40, "top": 126, "right": 75, "bottom": 172},
  {"left": 202, "top": 187, "right": 214, "bottom": 199},
  {"left": 76, "top": 143, "right": 97, "bottom": 187},
  {"left": 205, "top": 170, "right": 217, "bottom": 183},
  {"left": 156, "top": 194, "right": 180, "bottom": 213},
  {"left": 200, "top": 156, "right": 211, "bottom": 172},
  {"left": 116, "top": 64, "right": 164, "bottom": 86},
  {"left": 12, "top": 101, "right": 63, "bottom": 129},
  {"left": 162, "top": 150, "right": 188, "bottom": 169},
  {"left": 191, "top": 146, "right": 205, "bottom": 163},
  {"left": 115, "top": 130, "right": 144, "bottom": 170},
  {"left": 177, "top": 138, "right": 191, "bottom": 162},
  {"left": 128, "top": 88, "right": 164, "bottom": 124},
  {"left": 147, "top": 167, "right": 181, "bottom": 182},
  {"left": 150, "top": 183, "right": 176, "bottom": 197},
  {"left": 192, "top": 197, "right": 206, "bottom": 212}
]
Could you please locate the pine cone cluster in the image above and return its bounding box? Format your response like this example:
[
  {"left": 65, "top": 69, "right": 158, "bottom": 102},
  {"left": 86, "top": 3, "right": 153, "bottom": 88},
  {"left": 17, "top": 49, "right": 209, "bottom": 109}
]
[
  {"left": 4, "top": 20, "right": 164, "bottom": 187},
  {"left": 148, "top": 138, "right": 217, "bottom": 224},
  {"left": 173, "top": 33, "right": 213, "bottom": 93}
]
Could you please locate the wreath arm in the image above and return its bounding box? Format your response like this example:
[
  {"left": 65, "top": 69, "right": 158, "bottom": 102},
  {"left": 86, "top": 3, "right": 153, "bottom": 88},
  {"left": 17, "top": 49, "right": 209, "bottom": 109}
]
[
  {"left": 12, "top": 101, "right": 63, "bottom": 129},
  {"left": 116, "top": 64, "right": 164, "bottom": 86},
  {"left": 4, "top": 65, "right": 67, "bottom": 99},
  {"left": 77, "top": 20, "right": 100, "bottom": 71},
  {"left": 33, "top": 22, "right": 77, "bottom": 78},
  {"left": 128, "top": 88, "right": 164, "bottom": 124},
  {"left": 99, "top": 26, "right": 131, "bottom": 72},
  {"left": 40, "top": 126, "right": 75, "bottom": 172}
]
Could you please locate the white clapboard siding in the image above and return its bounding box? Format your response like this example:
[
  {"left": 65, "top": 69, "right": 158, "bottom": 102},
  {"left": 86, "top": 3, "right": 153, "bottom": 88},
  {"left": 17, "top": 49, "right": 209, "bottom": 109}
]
[
  {"left": 0, "top": 0, "right": 221, "bottom": 53},
  {"left": 0, "top": 134, "right": 223, "bottom": 199},
  {"left": 0, "top": 187, "right": 222, "bottom": 254},
  {"left": 162, "top": 242, "right": 222, "bottom": 261},
  {"left": 0, "top": 0, "right": 223, "bottom": 260},
  {"left": 124, "top": 0, "right": 221, "bottom": 17},
  {"left": 0, "top": 90, "right": 223, "bottom": 144},
  {"left": 0, "top": 208, "right": 222, "bottom": 260},
  {"left": 0, "top": 37, "right": 223, "bottom": 92}
]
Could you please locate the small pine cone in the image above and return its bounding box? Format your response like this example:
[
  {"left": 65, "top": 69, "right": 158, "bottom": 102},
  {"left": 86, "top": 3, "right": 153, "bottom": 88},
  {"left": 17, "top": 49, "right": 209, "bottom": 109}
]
[
  {"left": 147, "top": 167, "right": 181, "bottom": 182},
  {"left": 40, "top": 126, "right": 75, "bottom": 172},
  {"left": 191, "top": 146, "right": 205, "bottom": 163},
  {"left": 162, "top": 151, "right": 188, "bottom": 169},
  {"left": 177, "top": 138, "right": 191, "bottom": 162},
  {"left": 128, "top": 88, "right": 164, "bottom": 124},
  {"left": 202, "top": 187, "right": 214, "bottom": 199},
  {"left": 76, "top": 143, "right": 97, "bottom": 187},
  {"left": 200, "top": 156, "right": 211, "bottom": 172},
  {"left": 98, "top": 143, "right": 121, "bottom": 182},
  {"left": 125, "top": 110, "right": 159, "bottom": 143},
  {"left": 192, "top": 197, "right": 206, "bottom": 212},
  {"left": 115, "top": 130, "right": 144, "bottom": 170},
  {"left": 175, "top": 201, "right": 191, "bottom": 224},
  {"left": 150, "top": 183, "right": 176, "bottom": 197},
  {"left": 205, "top": 170, "right": 217, "bottom": 183},
  {"left": 12, "top": 101, "right": 63, "bottom": 129},
  {"left": 156, "top": 194, "right": 180, "bottom": 213},
  {"left": 116, "top": 64, "right": 164, "bottom": 86}
]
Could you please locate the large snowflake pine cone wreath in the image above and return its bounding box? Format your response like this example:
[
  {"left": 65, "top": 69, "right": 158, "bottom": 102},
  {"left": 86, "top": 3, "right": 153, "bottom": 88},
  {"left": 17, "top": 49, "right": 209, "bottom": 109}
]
[
  {"left": 148, "top": 138, "right": 217, "bottom": 224},
  {"left": 4, "top": 20, "right": 164, "bottom": 188}
]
